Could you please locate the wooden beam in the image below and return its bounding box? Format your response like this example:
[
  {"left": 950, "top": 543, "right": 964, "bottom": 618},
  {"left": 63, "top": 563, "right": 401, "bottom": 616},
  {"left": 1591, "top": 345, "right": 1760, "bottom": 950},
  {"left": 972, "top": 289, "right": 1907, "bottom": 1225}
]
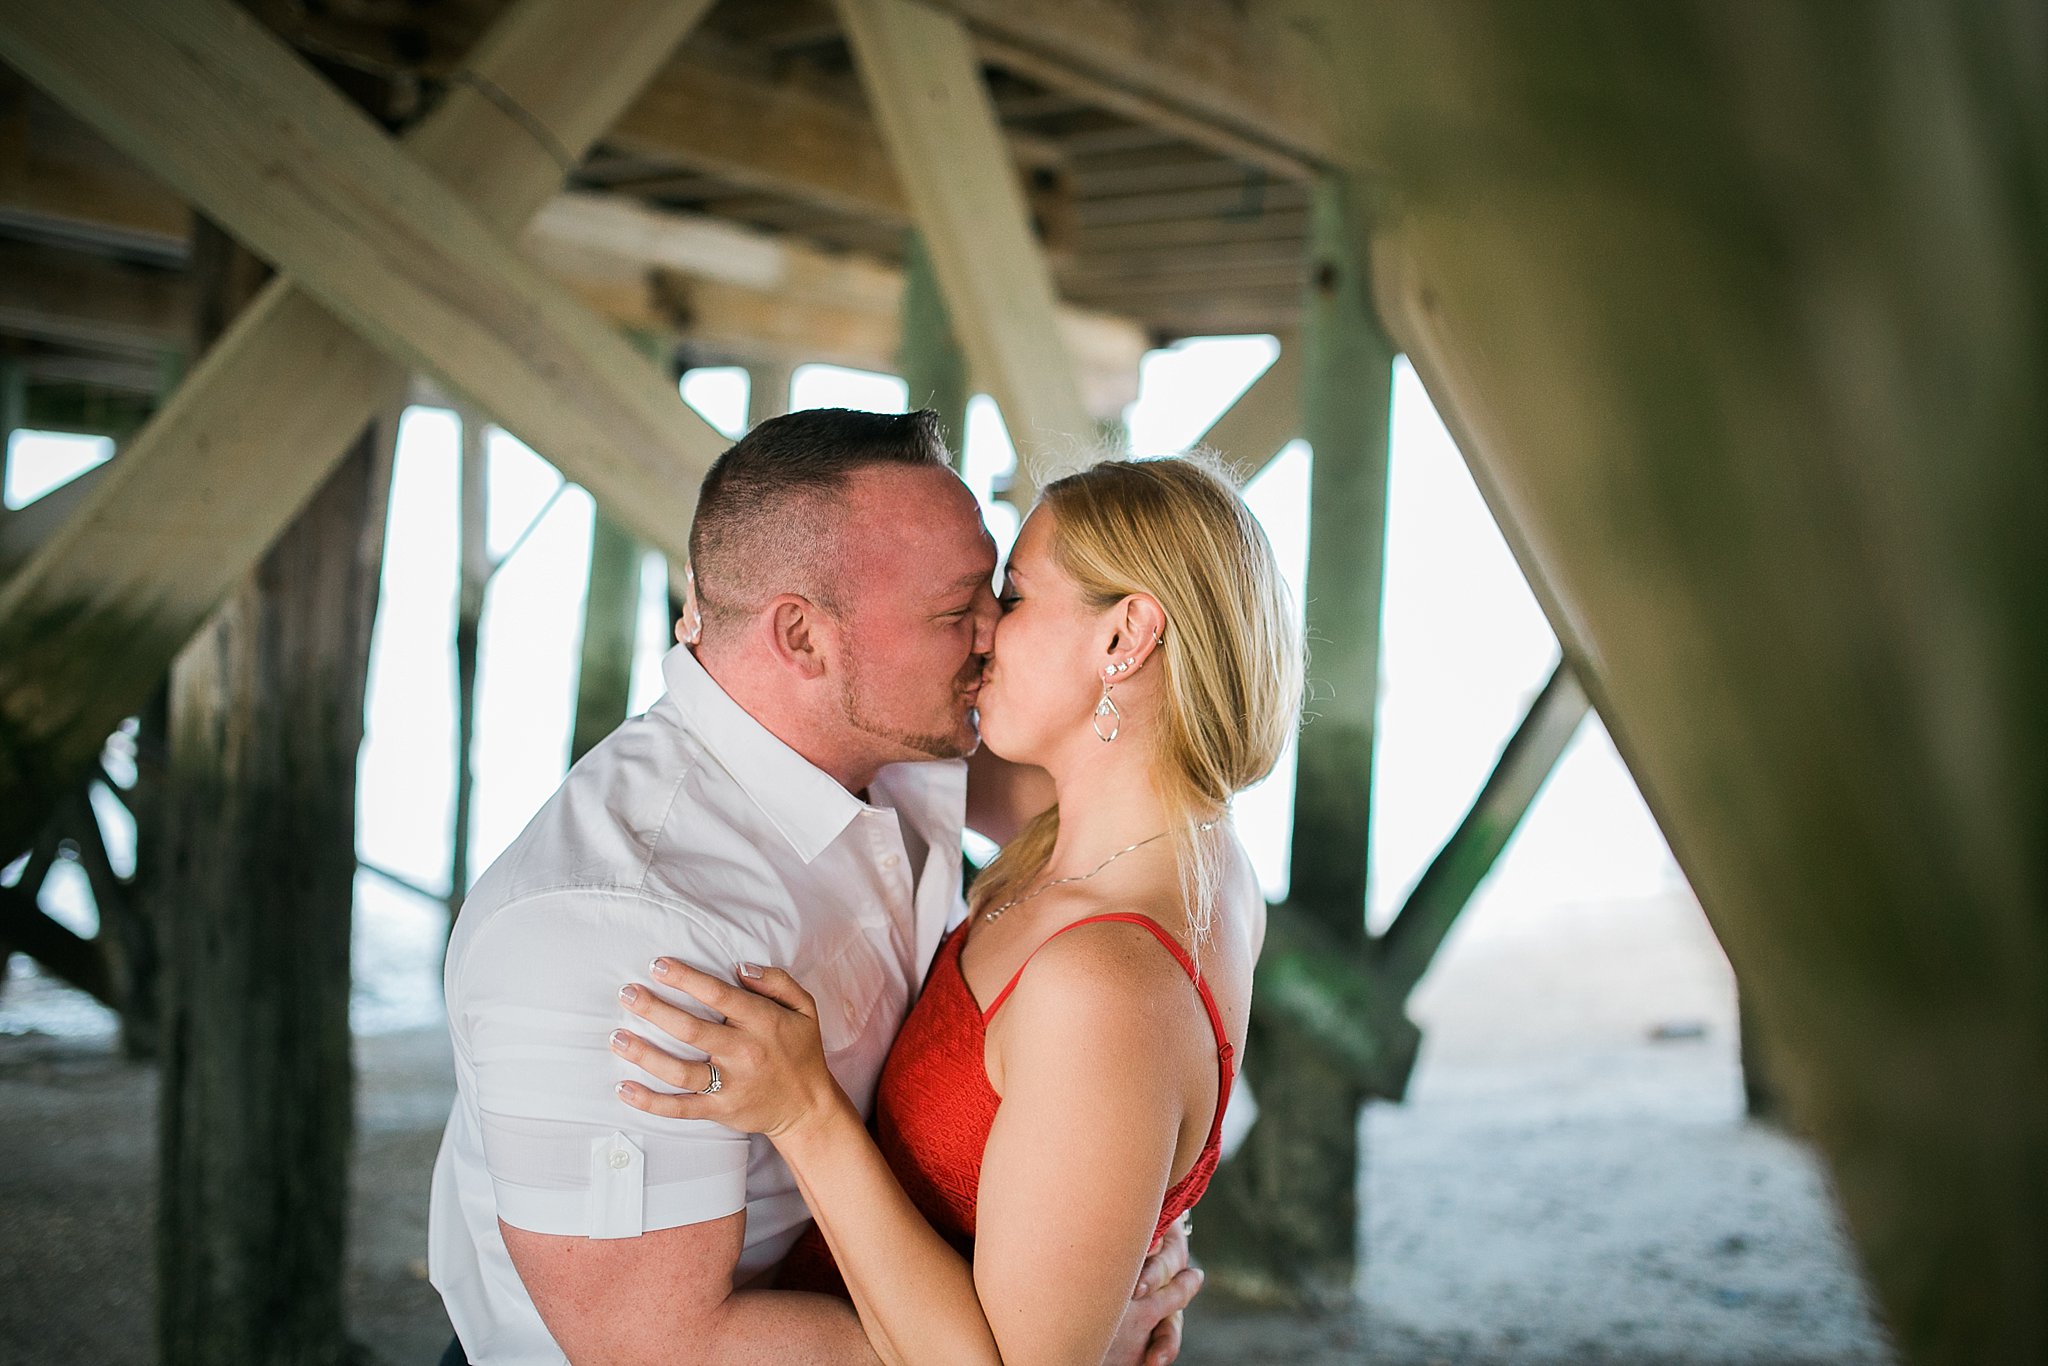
[
  {"left": 0, "top": 0, "right": 717, "bottom": 859},
  {"left": 572, "top": 513, "right": 642, "bottom": 763},
  {"left": 1195, "top": 339, "right": 1303, "bottom": 480},
  {"left": 0, "top": 0, "right": 732, "bottom": 542},
  {"left": 1317, "top": 3, "right": 2048, "bottom": 1359},
  {"left": 527, "top": 190, "right": 1145, "bottom": 419},
  {"left": 898, "top": 232, "right": 970, "bottom": 454},
  {"left": 0, "top": 75, "right": 190, "bottom": 252},
  {"left": 1201, "top": 172, "right": 1395, "bottom": 1308},
  {"left": 1374, "top": 663, "right": 1590, "bottom": 996},
  {"left": 836, "top": 0, "right": 1092, "bottom": 497},
  {"left": 154, "top": 237, "right": 392, "bottom": 1354},
  {"left": 923, "top": 0, "right": 1339, "bottom": 171},
  {"left": 0, "top": 236, "right": 189, "bottom": 355},
  {"left": 974, "top": 32, "right": 1316, "bottom": 182}
]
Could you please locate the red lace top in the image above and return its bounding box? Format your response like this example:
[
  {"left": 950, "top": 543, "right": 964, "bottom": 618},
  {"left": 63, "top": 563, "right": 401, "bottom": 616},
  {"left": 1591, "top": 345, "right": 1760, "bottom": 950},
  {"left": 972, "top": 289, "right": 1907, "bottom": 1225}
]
[{"left": 779, "top": 912, "right": 1236, "bottom": 1296}]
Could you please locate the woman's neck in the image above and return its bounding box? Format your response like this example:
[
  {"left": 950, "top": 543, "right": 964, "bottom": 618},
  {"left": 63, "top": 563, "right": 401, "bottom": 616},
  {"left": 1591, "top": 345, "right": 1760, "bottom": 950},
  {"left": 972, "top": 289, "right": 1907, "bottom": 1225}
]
[{"left": 1039, "top": 740, "right": 1174, "bottom": 879}]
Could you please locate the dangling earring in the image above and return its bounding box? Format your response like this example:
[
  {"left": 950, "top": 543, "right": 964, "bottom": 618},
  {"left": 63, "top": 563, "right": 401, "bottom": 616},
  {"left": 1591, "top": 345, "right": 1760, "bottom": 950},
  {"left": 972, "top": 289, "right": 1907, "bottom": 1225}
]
[{"left": 1094, "top": 661, "right": 1128, "bottom": 743}]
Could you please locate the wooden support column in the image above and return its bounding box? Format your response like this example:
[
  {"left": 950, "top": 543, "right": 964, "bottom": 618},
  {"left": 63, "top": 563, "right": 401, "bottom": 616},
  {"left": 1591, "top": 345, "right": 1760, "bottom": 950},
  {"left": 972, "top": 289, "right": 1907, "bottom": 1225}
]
[
  {"left": 744, "top": 359, "right": 795, "bottom": 432},
  {"left": 154, "top": 221, "right": 395, "bottom": 1365},
  {"left": 1202, "top": 172, "right": 1395, "bottom": 1306},
  {"left": 835, "top": 0, "right": 1091, "bottom": 500},
  {"left": 1305, "top": 4, "right": 2048, "bottom": 1359},
  {"left": 572, "top": 515, "right": 643, "bottom": 764},
  {"left": 0, "top": 0, "right": 718, "bottom": 859},
  {"left": 448, "top": 407, "right": 490, "bottom": 918},
  {"left": 898, "top": 232, "right": 970, "bottom": 459}
]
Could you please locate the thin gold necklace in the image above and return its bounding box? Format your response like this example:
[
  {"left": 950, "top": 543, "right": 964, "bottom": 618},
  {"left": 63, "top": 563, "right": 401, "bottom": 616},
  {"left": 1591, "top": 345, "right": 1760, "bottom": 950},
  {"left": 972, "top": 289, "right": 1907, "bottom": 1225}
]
[
  {"left": 980, "top": 820, "right": 1217, "bottom": 923},
  {"left": 980, "top": 830, "right": 1175, "bottom": 923}
]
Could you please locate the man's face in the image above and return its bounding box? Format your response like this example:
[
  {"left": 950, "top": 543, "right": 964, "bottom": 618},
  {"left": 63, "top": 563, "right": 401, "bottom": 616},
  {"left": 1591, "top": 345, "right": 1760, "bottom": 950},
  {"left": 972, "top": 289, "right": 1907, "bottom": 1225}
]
[{"left": 830, "top": 464, "right": 999, "bottom": 764}]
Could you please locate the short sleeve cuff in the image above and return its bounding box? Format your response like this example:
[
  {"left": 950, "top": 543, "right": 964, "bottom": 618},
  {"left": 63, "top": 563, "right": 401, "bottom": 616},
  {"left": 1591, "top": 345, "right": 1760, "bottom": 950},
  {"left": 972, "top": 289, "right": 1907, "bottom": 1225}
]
[{"left": 492, "top": 1151, "right": 749, "bottom": 1238}]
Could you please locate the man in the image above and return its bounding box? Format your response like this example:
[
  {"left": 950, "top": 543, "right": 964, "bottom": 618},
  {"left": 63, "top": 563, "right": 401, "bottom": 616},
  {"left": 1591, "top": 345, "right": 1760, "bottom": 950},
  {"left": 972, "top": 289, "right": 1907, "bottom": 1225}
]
[{"left": 429, "top": 409, "right": 1197, "bottom": 1363}]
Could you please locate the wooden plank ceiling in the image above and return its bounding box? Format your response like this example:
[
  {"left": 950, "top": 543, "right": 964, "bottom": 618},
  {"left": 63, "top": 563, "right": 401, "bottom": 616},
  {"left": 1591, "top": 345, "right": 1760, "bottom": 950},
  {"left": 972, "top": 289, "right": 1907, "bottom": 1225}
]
[{"left": 0, "top": 0, "right": 1313, "bottom": 411}]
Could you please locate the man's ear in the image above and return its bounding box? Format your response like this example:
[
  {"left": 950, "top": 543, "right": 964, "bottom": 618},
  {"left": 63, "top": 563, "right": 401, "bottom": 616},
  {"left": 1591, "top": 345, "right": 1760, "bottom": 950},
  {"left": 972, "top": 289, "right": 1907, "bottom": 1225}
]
[
  {"left": 676, "top": 563, "right": 702, "bottom": 645},
  {"left": 1105, "top": 594, "right": 1169, "bottom": 674},
  {"left": 765, "top": 595, "right": 830, "bottom": 680}
]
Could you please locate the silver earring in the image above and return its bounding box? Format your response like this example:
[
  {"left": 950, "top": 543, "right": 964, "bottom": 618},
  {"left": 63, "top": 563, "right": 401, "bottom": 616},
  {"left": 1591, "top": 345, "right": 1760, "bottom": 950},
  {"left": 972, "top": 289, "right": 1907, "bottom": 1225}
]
[{"left": 1093, "top": 669, "right": 1122, "bottom": 742}]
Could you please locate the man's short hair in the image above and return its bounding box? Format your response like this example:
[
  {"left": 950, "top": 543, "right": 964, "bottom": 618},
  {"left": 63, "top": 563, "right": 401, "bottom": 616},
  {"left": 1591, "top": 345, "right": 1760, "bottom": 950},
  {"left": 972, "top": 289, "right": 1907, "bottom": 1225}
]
[{"left": 689, "top": 407, "right": 950, "bottom": 635}]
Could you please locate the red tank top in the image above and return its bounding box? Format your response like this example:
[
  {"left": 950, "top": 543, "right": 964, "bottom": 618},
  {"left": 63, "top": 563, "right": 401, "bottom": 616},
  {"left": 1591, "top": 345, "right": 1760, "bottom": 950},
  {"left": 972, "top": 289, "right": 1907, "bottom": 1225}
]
[{"left": 779, "top": 912, "right": 1236, "bottom": 1296}]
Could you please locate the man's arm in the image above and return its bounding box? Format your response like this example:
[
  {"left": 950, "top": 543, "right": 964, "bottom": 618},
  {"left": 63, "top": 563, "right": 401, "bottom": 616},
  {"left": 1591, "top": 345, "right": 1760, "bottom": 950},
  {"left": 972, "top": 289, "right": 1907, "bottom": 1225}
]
[
  {"left": 500, "top": 1215, "right": 874, "bottom": 1366},
  {"left": 462, "top": 896, "right": 874, "bottom": 1363}
]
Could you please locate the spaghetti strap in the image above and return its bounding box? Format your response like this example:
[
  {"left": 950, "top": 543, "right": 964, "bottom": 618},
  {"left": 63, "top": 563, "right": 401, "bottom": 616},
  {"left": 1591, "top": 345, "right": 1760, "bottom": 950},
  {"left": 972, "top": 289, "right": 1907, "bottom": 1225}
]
[
  {"left": 984, "top": 913, "right": 1230, "bottom": 1052},
  {"left": 983, "top": 911, "right": 1237, "bottom": 1152}
]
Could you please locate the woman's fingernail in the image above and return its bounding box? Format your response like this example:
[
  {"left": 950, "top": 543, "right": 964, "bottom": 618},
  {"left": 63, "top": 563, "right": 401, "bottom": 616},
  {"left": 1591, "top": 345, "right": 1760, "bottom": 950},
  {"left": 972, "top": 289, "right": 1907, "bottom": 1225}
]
[
  {"left": 737, "top": 962, "right": 763, "bottom": 979},
  {"left": 610, "top": 1030, "right": 631, "bottom": 1052},
  {"left": 615, "top": 1081, "right": 634, "bottom": 1098},
  {"left": 650, "top": 958, "right": 670, "bottom": 977},
  {"left": 618, "top": 984, "right": 639, "bottom": 1004}
]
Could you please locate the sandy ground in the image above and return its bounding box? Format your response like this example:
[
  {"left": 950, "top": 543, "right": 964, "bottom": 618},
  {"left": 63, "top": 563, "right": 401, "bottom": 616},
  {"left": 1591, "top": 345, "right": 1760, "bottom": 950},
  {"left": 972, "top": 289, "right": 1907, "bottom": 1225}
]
[{"left": 0, "top": 889, "right": 1896, "bottom": 1365}]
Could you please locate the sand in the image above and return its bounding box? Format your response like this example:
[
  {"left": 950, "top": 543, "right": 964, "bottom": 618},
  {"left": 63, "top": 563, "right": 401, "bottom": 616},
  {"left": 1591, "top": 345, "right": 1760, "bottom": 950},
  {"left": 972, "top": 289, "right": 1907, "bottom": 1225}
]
[{"left": 0, "top": 889, "right": 1895, "bottom": 1364}]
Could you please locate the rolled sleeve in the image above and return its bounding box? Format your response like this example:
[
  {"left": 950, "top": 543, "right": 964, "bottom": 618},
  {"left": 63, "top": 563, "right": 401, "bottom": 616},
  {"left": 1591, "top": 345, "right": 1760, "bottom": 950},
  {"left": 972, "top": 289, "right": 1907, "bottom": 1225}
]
[{"left": 457, "top": 891, "right": 755, "bottom": 1238}]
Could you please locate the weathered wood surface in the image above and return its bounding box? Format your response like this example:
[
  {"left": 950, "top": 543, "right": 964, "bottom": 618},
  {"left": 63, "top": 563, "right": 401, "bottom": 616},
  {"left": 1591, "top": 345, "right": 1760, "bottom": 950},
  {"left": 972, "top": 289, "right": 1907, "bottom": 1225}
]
[
  {"left": 155, "top": 222, "right": 393, "bottom": 1366},
  {"left": 922, "top": 0, "right": 1337, "bottom": 171},
  {"left": 898, "top": 232, "right": 971, "bottom": 456},
  {"left": 0, "top": 0, "right": 717, "bottom": 860},
  {"left": 1301, "top": 3, "right": 2048, "bottom": 1360},
  {"left": 835, "top": 0, "right": 1092, "bottom": 498},
  {"left": 1196, "top": 337, "right": 1303, "bottom": 481},
  {"left": 573, "top": 513, "right": 644, "bottom": 765},
  {"left": 1201, "top": 172, "right": 1396, "bottom": 1307}
]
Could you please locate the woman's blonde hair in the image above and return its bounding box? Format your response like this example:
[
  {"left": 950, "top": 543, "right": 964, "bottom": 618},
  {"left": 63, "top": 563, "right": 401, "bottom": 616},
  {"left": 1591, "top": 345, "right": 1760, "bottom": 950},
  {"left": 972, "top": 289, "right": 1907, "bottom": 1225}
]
[{"left": 970, "top": 452, "right": 1305, "bottom": 940}]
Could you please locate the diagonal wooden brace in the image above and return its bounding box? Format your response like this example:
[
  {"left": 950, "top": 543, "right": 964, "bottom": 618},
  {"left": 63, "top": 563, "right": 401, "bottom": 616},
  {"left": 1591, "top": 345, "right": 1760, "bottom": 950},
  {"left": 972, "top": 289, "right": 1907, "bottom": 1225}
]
[
  {"left": 0, "top": 0, "right": 717, "bottom": 856},
  {"left": 835, "top": 0, "right": 1092, "bottom": 502}
]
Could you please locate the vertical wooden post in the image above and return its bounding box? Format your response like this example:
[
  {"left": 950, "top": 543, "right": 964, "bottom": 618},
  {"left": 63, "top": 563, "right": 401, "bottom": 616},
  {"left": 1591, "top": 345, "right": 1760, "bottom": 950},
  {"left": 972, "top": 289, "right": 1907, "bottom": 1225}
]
[
  {"left": 898, "top": 231, "right": 969, "bottom": 460},
  {"left": 156, "top": 219, "right": 395, "bottom": 1365},
  {"left": 448, "top": 405, "right": 490, "bottom": 917},
  {"left": 745, "top": 359, "right": 795, "bottom": 431},
  {"left": 1202, "top": 172, "right": 1396, "bottom": 1306},
  {"left": 571, "top": 512, "right": 642, "bottom": 763}
]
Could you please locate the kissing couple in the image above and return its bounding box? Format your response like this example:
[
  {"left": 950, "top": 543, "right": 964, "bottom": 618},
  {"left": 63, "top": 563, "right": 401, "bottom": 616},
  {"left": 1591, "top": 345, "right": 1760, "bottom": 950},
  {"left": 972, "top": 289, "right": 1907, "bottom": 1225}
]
[{"left": 429, "top": 407, "right": 1303, "bottom": 1364}]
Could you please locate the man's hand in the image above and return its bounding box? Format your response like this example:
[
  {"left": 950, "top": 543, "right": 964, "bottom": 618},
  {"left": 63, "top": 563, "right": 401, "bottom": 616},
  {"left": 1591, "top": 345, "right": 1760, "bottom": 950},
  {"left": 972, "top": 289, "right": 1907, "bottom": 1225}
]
[{"left": 1102, "top": 1219, "right": 1203, "bottom": 1366}]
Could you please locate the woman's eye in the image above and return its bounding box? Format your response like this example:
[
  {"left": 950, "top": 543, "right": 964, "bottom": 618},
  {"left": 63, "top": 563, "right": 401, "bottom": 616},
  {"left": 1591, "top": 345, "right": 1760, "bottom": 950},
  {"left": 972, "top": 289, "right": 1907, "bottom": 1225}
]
[{"left": 997, "top": 594, "right": 1021, "bottom": 612}]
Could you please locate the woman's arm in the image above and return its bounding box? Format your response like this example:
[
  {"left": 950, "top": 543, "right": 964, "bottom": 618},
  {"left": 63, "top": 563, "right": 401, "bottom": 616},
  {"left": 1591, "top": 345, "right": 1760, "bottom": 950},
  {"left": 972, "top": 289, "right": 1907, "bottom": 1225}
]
[{"left": 612, "top": 955, "right": 1199, "bottom": 1366}]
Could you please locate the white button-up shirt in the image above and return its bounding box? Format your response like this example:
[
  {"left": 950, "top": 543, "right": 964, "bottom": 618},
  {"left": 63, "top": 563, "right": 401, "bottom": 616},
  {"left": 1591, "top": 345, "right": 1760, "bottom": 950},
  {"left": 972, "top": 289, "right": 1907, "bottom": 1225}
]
[{"left": 429, "top": 645, "right": 967, "bottom": 1363}]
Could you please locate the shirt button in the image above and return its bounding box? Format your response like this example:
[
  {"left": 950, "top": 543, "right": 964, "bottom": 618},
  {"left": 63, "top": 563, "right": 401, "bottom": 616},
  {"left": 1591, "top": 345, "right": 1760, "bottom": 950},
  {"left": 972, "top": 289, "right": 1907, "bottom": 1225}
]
[
  {"left": 881, "top": 854, "right": 901, "bottom": 870},
  {"left": 608, "top": 1149, "right": 631, "bottom": 1170}
]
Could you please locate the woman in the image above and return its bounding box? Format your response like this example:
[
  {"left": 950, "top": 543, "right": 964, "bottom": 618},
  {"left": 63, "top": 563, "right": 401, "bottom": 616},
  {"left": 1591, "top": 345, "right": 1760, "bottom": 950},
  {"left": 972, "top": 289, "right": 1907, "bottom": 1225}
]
[{"left": 612, "top": 454, "right": 1303, "bottom": 1364}]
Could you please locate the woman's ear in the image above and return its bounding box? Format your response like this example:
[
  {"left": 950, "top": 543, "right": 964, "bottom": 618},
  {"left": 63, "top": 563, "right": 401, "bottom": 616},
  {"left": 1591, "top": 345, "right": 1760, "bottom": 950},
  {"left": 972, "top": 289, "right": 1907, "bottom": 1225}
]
[
  {"left": 765, "top": 595, "right": 831, "bottom": 680},
  {"left": 1105, "top": 594, "right": 1169, "bottom": 675}
]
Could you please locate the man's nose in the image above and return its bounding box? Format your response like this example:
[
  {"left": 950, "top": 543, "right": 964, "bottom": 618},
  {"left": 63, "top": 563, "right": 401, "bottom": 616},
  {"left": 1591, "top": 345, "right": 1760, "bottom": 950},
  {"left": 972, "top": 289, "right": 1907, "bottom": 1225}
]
[{"left": 972, "top": 590, "right": 999, "bottom": 653}]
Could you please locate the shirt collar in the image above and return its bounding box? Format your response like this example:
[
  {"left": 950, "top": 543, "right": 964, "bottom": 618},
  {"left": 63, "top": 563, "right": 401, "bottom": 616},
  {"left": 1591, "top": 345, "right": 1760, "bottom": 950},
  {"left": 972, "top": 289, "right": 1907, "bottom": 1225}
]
[{"left": 659, "top": 644, "right": 864, "bottom": 864}]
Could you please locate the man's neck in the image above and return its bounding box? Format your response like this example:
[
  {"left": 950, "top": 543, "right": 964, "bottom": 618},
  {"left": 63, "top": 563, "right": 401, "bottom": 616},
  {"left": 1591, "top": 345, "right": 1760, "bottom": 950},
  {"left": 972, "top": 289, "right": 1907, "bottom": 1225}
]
[{"left": 690, "top": 644, "right": 880, "bottom": 794}]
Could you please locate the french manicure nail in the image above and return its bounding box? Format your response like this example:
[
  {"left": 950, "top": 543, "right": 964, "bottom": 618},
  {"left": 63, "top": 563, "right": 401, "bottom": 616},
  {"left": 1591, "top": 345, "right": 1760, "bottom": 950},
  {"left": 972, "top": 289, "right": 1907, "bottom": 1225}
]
[
  {"left": 737, "top": 962, "right": 763, "bottom": 979},
  {"left": 610, "top": 1030, "right": 631, "bottom": 1051},
  {"left": 650, "top": 958, "right": 670, "bottom": 977},
  {"left": 618, "top": 984, "right": 639, "bottom": 1004}
]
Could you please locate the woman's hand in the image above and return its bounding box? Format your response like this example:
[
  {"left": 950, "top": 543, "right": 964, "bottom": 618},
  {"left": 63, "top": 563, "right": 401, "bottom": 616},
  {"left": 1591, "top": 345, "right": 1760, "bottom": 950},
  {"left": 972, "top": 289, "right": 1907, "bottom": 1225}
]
[{"left": 611, "top": 960, "right": 846, "bottom": 1141}]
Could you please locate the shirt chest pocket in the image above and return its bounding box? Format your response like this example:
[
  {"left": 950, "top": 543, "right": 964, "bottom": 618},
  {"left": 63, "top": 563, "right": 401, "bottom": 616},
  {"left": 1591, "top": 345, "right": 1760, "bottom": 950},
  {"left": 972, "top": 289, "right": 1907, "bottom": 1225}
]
[{"left": 812, "top": 927, "right": 891, "bottom": 1057}]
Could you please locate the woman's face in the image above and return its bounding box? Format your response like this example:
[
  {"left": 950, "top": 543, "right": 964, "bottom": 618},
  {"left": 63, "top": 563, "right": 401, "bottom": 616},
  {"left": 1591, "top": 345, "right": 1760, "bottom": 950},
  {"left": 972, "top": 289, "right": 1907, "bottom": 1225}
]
[{"left": 975, "top": 508, "right": 1108, "bottom": 767}]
